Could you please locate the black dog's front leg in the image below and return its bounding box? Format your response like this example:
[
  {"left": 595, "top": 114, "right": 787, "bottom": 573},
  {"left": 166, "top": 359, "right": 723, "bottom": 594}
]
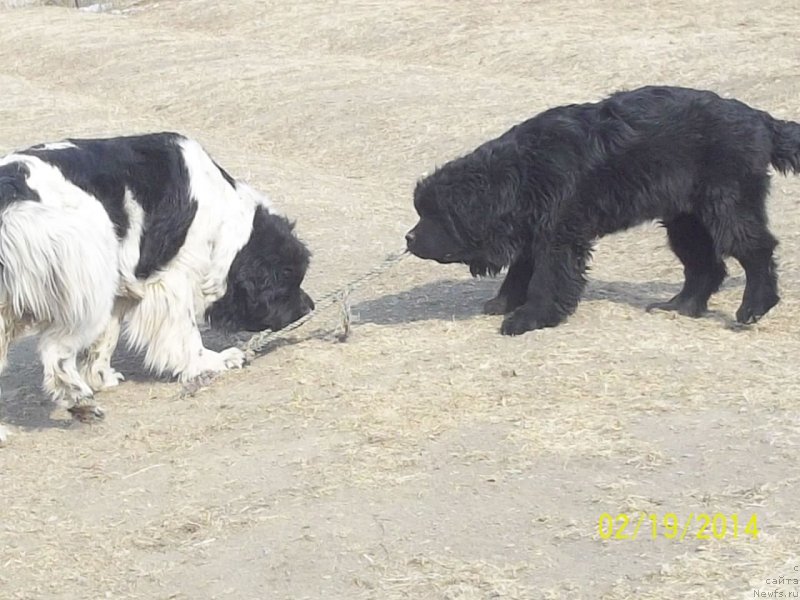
[
  {"left": 483, "top": 253, "right": 534, "bottom": 315},
  {"left": 500, "top": 239, "right": 590, "bottom": 335}
]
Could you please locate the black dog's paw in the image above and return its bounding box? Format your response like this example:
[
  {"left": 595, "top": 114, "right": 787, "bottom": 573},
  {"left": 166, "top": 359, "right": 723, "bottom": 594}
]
[
  {"left": 735, "top": 291, "right": 779, "bottom": 324},
  {"left": 483, "top": 296, "right": 509, "bottom": 315},
  {"left": 500, "top": 308, "right": 542, "bottom": 336},
  {"left": 646, "top": 295, "right": 706, "bottom": 318}
]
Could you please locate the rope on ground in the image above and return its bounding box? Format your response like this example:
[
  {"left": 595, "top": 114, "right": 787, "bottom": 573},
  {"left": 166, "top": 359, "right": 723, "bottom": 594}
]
[{"left": 241, "top": 249, "right": 409, "bottom": 356}]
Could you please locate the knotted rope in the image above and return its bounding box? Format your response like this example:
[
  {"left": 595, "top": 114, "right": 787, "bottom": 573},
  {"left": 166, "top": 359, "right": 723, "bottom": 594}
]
[{"left": 241, "top": 249, "right": 409, "bottom": 356}]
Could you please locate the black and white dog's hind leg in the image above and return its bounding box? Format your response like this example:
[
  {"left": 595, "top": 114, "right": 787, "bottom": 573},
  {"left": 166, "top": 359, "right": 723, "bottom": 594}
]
[
  {"left": 79, "top": 299, "right": 127, "bottom": 393},
  {"left": 0, "top": 200, "right": 119, "bottom": 420},
  {"left": 0, "top": 308, "right": 29, "bottom": 444},
  {"left": 40, "top": 327, "right": 107, "bottom": 421}
]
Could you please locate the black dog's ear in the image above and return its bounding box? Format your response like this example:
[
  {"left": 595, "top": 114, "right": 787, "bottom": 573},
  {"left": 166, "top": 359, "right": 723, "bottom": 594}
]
[
  {"left": 499, "top": 172, "right": 522, "bottom": 216},
  {"left": 485, "top": 146, "right": 522, "bottom": 215}
]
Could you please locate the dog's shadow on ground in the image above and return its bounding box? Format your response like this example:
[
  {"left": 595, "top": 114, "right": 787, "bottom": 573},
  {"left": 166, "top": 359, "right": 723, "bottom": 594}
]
[
  {"left": 0, "top": 330, "right": 249, "bottom": 432},
  {"left": 0, "top": 339, "right": 77, "bottom": 432},
  {"left": 351, "top": 275, "right": 746, "bottom": 326},
  {"left": 1, "top": 275, "right": 746, "bottom": 432}
]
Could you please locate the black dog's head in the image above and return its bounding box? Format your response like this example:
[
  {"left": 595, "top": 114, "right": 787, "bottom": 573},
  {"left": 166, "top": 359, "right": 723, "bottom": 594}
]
[
  {"left": 206, "top": 206, "right": 314, "bottom": 332},
  {"left": 405, "top": 143, "right": 524, "bottom": 277}
]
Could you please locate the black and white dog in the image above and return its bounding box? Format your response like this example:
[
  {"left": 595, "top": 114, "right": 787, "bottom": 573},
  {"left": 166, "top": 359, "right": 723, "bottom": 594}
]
[
  {"left": 406, "top": 86, "right": 800, "bottom": 335},
  {"left": 0, "top": 132, "right": 313, "bottom": 424}
]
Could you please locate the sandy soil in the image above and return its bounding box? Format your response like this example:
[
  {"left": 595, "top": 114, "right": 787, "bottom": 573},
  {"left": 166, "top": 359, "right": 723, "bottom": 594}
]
[{"left": 1, "top": 1, "right": 799, "bottom": 598}]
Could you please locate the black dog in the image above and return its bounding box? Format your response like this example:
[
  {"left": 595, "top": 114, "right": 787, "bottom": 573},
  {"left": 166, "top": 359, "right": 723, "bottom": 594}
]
[{"left": 406, "top": 86, "right": 800, "bottom": 335}]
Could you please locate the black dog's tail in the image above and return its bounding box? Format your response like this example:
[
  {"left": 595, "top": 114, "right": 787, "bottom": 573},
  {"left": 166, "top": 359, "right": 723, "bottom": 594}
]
[{"left": 769, "top": 117, "right": 800, "bottom": 175}]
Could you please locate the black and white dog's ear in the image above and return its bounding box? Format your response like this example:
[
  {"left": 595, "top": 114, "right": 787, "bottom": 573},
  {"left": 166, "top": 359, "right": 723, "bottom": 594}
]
[
  {"left": 0, "top": 177, "right": 20, "bottom": 204},
  {"left": 0, "top": 163, "right": 37, "bottom": 205}
]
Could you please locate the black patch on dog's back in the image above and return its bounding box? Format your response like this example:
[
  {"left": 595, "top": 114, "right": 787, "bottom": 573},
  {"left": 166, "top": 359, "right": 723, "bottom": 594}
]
[
  {"left": 0, "top": 162, "right": 40, "bottom": 207},
  {"left": 21, "top": 132, "right": 199, "bottom": 279}
]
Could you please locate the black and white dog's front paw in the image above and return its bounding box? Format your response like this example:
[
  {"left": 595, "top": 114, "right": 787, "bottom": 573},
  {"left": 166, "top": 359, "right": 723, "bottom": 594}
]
[
  {"left": 219, "top": 347, "right": 246, "bottom": 370},
  {"left": 181, "top": 347, "right": 248, "bottom": 385}
]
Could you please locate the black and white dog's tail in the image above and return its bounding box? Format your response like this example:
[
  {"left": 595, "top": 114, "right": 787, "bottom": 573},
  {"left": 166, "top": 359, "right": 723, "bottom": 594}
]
[{"left": 769, "top": 117, "right": 800, "bottom": 175}]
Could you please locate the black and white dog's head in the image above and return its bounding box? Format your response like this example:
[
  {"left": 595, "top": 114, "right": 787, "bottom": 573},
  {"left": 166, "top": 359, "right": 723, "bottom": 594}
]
[
  {"left": 207, "top": 206, "right": 313, "bottom": 332},
  {"left": 405, "top": 144, "right": 524, "bottom": 277}
]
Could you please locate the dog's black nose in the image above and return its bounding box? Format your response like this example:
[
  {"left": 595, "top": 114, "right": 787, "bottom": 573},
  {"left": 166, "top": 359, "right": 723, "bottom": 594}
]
[{"left": 405, "top": 231, "right": 416, "bottom": 246}]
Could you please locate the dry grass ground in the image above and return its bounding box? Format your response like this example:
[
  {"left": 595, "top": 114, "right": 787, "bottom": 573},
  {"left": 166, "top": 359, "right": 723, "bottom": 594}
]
[{"left": 1, "top": 1, "right": 799, "bottom": 598}]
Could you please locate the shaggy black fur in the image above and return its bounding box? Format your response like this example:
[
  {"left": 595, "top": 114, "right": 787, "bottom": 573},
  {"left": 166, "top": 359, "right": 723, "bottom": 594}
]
[
  {"left": 206, "top": 206, "right": 314, "bottom": 332},
  {"left": 406, "top": 85, "right": 800, "bottom": 335}
]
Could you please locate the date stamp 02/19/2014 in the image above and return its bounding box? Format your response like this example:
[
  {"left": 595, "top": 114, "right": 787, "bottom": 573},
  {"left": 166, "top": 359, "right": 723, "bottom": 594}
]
[{"left": 597, "top": 512, "right": 759, "bottom": 541}]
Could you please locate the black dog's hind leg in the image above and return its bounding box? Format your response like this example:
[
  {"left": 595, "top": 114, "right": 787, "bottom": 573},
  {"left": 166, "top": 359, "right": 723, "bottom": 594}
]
[
  {"left": 731, "top": 176, "right": 780, "bottom": 323},
  {"left": 707, "top": 175, "right": 779, "bottom": 324},
  {"left": 500, "top": 237, "right": 591, "bottom": 335},
  {"left": 483, "top": 253, "right": 534, "bottom": 315},
  {"left": 734, "top": 244, "right": 779, "bottom": 323},
  {"left": 647, "top": 214, "right": 727, "bottom": 317}
]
